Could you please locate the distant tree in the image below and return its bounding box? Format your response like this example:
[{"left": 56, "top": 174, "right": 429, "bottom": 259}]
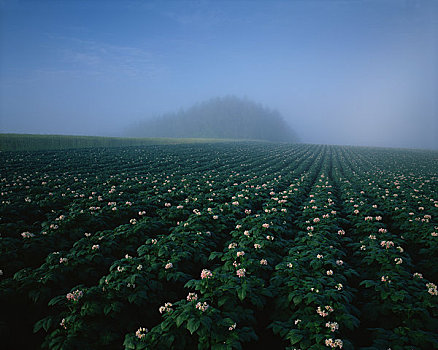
[{"left": 128, "top": 96, "right": 299, "bottom": 142}]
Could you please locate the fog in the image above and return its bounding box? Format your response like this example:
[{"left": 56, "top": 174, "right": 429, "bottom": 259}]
[{"left": 1, "top": 0, "right": 437, "bottom": 149}]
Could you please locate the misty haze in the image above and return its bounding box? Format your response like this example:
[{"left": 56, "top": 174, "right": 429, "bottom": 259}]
[
  {"left": 1, "top": 0, "right": 437, "bottom": 149},
  {"left": 1, "top": 1, "right": 438, "bottom": 350}
]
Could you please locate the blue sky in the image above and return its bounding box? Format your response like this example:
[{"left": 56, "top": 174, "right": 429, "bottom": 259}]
[{"left": 1, "top": 0, "right": 437, "bottom": 149}]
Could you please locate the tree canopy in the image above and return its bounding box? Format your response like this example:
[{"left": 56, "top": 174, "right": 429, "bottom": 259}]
[{"left": 128, "top": 96, "right": 299, "bottom": 142}]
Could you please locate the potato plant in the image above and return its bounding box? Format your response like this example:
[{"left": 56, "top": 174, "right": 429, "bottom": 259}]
[{"left": 0, "top": 143, "right": 437, "bottom": 349}]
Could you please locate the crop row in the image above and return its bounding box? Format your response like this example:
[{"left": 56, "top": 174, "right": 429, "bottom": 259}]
[{"left": 0, "top": 143, "right": 437, "bottom": 349}]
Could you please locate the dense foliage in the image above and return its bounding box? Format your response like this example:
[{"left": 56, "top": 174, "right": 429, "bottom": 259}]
[
  {"left": 128, "top": 96, "right": 298, "bottom": 142},
  {"left": 0, "top": 143, "right": 437, "bottom": 350}
]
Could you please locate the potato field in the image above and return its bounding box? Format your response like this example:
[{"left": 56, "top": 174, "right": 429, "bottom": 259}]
[{"left": 1, "top": 143, "right": 437, "bottom": 350}]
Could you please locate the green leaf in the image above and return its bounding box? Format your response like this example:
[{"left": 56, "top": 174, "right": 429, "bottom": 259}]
[
  {"left": 293, "top": 295, "right": 302, "bottom": 305},
  {"left": 33, "top": 316, "right": 52, "bottom": 333},
  {"left": 176, "top": 315, "right": 185, "bottom": 327},
  {"left": 287, "top": 331, "right": 303, "bottom": 345},
  {"left": 48, "top": 295, "right": 65, "bottom": 306},
  {"left": 237, "top": 287, "right": 247, "bottom": 301},
  {"left": 187, "top": 318, "right": 200, "bottom": 334}
]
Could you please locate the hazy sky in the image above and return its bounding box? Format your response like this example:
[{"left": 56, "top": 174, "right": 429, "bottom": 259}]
[{"left": 1, "top": 0, "right": 437, "bottom": 149}]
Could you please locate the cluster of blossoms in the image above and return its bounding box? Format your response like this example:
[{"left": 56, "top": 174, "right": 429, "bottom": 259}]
[
  {"left": 381, "top": 275, "right": 391, "bottom": 283},
  {"left": 92, "top": 244, "right": 99, "bottom": 250},
  {"left": 186, "top": 292, "right": 198, "bottom": 301},
  {"left": 337, "top": 230, "right": 345, "bottom": 236},
  {"left": 60, "top": 318, "right": 67, "bottom": 329},
  {"left": 317, "top": 254, "right": 324, "bottom": 259},
  {"left": 228, "top": 243, "right": 237, "bottom": 249},
  {"left": 130, "top": 218, "right": 137, "bottom": 225},
  {"left": 138, "top": 210, "right": 147, "bottom": 216},
  {"left": 195, "top": 301, "right": 209, "bottom": 312},
  {"left": 413, "top": 272, "right": 423, "bottom": 279},
  {"left": 287, "top": 262, "right": 293, "bottom": 268},
  {"left": 260, "top": 259, "right": 268, "bottom": 265},
  {"left": 228, "top": 323, "right": 237, "bottom": 331},
  {"left": 313, "top": 218, "right": 320, "bottom": 223},
  {"left": 325, "top": 338, "right": 343, "bottom": 348},
  {"left": 426, "top": 283, "right": 437, "bottom": 296},
  {"left": 378, "top": 228, "right": 387, "bottom": 234},
  {"left": 317, "top": 305, "right": 334, "bottom": 317},
  {"left": 325, "top": 321, "right": 339, "bottom": 332},
  {"left": 236, "top": 268, "right": 246, "bottom": 278},
  {"left": 336, "top": 260, "right": 343, "bottom": 266},
  {"left": 326, "top": 270, "right": 334, "bottom": 276},
  {"left": 135, "top": 327, "right": 148, "bottom": 339},
  {"left": 254, "top": 243, "right": 261, "bottom": 249},
  {"left": 335, "top": 283, "right": 343, "bottom": 291},
  {"left": 201, "top": 269, "right": 213, "bottom": 279},
  {"left": 380, "top": 241, "right": 394, "bottom": 249},
  {"left": 262, "top": 223, "right": 270, "bottom": 228},
  {"left": 159, "top": 302, "right": 173, "bottom": 314},
  {"left": 266, "top": 235, "right": 274, "bottom": 241},
  {"left": 236, "top": 251, "right": 245, "bottom": 257},
  {"left": 151, "top": 239, "right": 157, "bottom": 244},
  {"left": 59, "top": 257, "right": 68, "bottom": 264},
  {"left": 165, "top": 262, "right": 173, "bottom": 269},
  {"left": 21, "top": 232, "right": 35, "bottom": 238},
  {"left": 66, "top": 289, "right": 83, "bottom": 302},
  {"left": 394, "top": 257, "right": 403, "bottom": 265}
]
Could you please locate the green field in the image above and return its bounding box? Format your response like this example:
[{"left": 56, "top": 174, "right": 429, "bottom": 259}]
[
  {"left": 0, "top": 133, "right": 237, "bottom": 151},
  {"left": 1, "top": 142, "right": 437, "bottom": 350}
]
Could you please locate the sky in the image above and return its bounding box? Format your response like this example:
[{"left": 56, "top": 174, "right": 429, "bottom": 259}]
[{"left": 0, "top": 0, "right": 437, "bottom": 149}]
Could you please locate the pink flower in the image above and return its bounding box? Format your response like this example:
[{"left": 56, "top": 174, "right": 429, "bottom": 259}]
[
  {"left": 201, "top": 269, "right": 212, "bottom": 279},
  {"left": 136, "top": 327, "right": 148, "bottom": 339},
  {"left": 195, "top": 301, "right": 209, "bottom": 312},
  {"left": 236, "top": 251, "right": 245, "bottom": 257},
  {"left": 426, "top": 283, "right": 437, "bottom": 295},
  {"left": 66, "top": 289, "right": 83, "bottom": 302},
  {"left": 236, "top": 268, "right": 246, "bottom": 278},
  {"left": 260, "top": 259, "right": 268, "bottom": 265},
  {"left": 159, "top": 302, "right": 173, "bottom": 313},
  {"left": 165, "top": 262, "right": 173, "bottom": 269},
  {"left": 262, "top": 223, "right": 270, "bottom": 228},
  {"left": 186, "top": 292, "right": 198, "bottom": 301}
]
